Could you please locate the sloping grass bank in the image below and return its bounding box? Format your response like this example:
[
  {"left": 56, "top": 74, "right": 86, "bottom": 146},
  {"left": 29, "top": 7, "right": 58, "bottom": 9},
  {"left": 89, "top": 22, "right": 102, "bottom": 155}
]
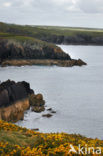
[{"left": 0, "top": 120, "right": 103, "bottom": 155}]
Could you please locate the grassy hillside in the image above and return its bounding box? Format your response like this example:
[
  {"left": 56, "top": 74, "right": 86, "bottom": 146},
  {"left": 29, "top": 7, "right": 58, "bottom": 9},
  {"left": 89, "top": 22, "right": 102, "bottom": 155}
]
[
  {"left": 0, "top": 22, "right": 103, "bottom": 38},
  {"left": 0, "top": 120, "right": 103, "bottom": 155},
  {"left": 0, "top": 32, "right": 56, "bottom": 48},
  {"left": 0, "top": 22, "right": 103, "bottom": 45}
]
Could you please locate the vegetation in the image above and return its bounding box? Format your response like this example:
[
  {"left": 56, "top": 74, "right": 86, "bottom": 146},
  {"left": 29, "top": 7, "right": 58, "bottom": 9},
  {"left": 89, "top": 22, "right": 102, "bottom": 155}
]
[
  {"left": 0, "top": 32, "right": 57, "bottom": 49},
  {"left": 0, "top": 120, "right": 103, "bottom": 155},
  {"left": 0, "top": 22, "right": 103, "bottom": 40}
]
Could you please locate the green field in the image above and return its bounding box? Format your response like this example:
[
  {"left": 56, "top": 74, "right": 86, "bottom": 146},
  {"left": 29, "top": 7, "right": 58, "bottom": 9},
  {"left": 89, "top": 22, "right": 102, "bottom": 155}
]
[{"left": 0, "top": 22, "right": 103, "bottom": 39}]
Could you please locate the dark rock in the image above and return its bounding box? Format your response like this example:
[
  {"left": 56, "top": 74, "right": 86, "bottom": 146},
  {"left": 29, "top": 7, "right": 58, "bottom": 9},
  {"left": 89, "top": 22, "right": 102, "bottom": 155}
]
[
  {"left": 51, "top": 111, "right": 56, "bottom": 113},
  {"left": 42, "top": 113, "right": 53, "bottom": 118},
  {"left": 31, "top": 106, "right": 45, "bottom": 113},
  {"left": 29, "top": 94, "right": 45, "bottom": 113},
  {"left": 0, "top": 39, "right": 71, "bottom": 63},
  {"left": 0, "top": 80, "right": 45, "bottom": 122},
  {"left": 47, "top": 108, "right": 52, "bottom": 111},
  {"left": 74, "top": 59, "right": 87, "bottom": 66},
  {"left": 0, "top": 80, "right": 33, "bottom": 108},
  {"left": 47, "top": 108, "right": 56, "bottom": 113},
  {"left": 29, "top": 94, "right": 45, "bottom": 107},
  {"left": 36, "top": 94, "right": 43, "bottom": 101},
  {"left": 41, "top": 34, "right": 103, "bottom": 45}
]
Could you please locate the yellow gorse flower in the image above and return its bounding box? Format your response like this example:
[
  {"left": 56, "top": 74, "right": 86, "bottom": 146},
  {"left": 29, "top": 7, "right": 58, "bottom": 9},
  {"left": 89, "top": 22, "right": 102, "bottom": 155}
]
[{"left": 0, "top": 120, "right": 103, "bottom": 156}]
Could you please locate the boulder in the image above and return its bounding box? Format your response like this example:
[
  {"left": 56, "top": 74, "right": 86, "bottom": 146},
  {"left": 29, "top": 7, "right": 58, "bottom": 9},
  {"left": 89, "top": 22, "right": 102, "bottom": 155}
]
[
  {"left": 36, "top": 94, "right": 43, "bottom": 100},
  {"left": 51, "top": 111, "right": 56, "bottom": 114},
  {"left": 42, "top": 114, "right": 53, "bottom": 118},
  {"left": 29, "top": 94, "right": 45, "bottom": 113},
  {"left": 31, "top": 106, "right": 45, "bottom": 113},
  {"left": 75, "top": 59, "right": 87, "bottom": 66},
  {"left": 47, "top": 108, "right": 52, "bottom": 111}
]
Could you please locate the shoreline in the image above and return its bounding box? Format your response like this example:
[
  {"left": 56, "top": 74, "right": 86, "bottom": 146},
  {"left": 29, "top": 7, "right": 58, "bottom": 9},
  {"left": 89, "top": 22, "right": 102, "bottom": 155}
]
[
  {"left": 1, "top": 59, "right": 87, "bottom": 67},
  {"left": 58, "top": 43, "right": 103, "bottom": 46}
]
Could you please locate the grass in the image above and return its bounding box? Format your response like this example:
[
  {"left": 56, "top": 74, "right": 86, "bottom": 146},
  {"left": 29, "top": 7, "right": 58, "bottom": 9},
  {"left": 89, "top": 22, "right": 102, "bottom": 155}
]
[
  {"left": 0, "top": 22, "right": 103, "bottom": 40},
  {"left": 0, "top": 130, "right": 39, "bottom": 147},
  {"left": 0, "top": 120, "right": 103, "bottom": 155},
  {"left": 0, "top": 32, "right": 57, "bottom": 48}
]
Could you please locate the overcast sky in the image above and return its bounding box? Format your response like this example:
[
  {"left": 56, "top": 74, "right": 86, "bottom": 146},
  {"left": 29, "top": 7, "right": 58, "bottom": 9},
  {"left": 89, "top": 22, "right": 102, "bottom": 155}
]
[{"left": 0, "top": 0, "right": 103, "bottom": 28}]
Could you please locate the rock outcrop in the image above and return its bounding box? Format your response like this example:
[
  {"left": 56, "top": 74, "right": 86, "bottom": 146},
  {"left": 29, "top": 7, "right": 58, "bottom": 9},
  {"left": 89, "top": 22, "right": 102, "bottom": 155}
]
[
  {"left": 1, "top": 59, "right": 87, "bottom": 67},
  {"left": 0, "top": 38, "right": 71, "bottom": 63},
  {"left": 29, "top": 94, "right": 45, "bottom": 113},
  {"left": 0, "top": 38, "right": 87, "bottom": 67},
  {"left": 0, "top": 99, "right": 29, "bottom": 122},
  {"left": 0, "top": 80, "right": 33, "bottom": 108},
  {"left": 39, "top": 34, "right": 103, "bottom": 45},
  {"left": 0, "top": 80, "right": 45, "bottom": 122}
]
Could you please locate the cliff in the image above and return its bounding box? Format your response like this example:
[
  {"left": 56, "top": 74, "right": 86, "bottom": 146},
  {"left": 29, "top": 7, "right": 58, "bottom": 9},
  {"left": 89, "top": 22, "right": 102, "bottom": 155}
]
[
  {"left": 39, "top": 34, "right": 103, "bottom": 45},
  {"left": 0, "top": 22, "right": 87, "bottom": 67},
  {"left": 0, "top": 80, "right": 45, "bottom": 122},
  {"left": 0, "top": 99, "right": 29, "bottom": 122},
  {"left": 0, "top": 22, "right": 103, "bottom": 45},
  {"left": 0, "top": 37, "right": 70, "bottom": 62},
  {"left": 0, "top": 37, "right": 86, "bottom": 67}
]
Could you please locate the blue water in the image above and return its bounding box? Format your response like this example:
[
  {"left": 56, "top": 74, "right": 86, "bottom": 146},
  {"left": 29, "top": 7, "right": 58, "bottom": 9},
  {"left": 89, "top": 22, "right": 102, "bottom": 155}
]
[{"left": 0, "top": 45, "right": 103, "bottom": 139}]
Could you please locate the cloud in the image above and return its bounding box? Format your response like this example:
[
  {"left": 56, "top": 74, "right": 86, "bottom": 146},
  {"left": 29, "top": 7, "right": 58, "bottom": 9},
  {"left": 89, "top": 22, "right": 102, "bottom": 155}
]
[
  {"left": 3, "top": 2, "right": 12, "bottom": 7},
  {"left": 0, "top": 0, "right": 103, "bottom": 28},
  {"left": 77, "top": 0, "right": 103, "bottom": 13},
  {"left": 1, "top": 0, "right": 103, "bottom": 13}
]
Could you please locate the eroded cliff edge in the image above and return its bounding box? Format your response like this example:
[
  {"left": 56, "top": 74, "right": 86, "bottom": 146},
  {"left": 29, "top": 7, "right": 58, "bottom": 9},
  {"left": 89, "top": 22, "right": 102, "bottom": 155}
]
[
  {"left": 0, "top": 80, "right": 45, "bottom": 122},
  {"left": 0, "top": 38, "right": 86, "bottom": 67},
  {"left": 0, "top": 22, "right": 103, "bottom": 45}
]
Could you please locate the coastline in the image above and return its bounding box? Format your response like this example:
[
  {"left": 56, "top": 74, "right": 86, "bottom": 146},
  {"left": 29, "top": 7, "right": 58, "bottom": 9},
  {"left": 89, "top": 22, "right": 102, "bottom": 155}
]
[
  {"left": 0, "top": 21, "right": 102, "bottom": 155},
  {"left": 1, "top": 59, "right": 87, "bottom": 67}
]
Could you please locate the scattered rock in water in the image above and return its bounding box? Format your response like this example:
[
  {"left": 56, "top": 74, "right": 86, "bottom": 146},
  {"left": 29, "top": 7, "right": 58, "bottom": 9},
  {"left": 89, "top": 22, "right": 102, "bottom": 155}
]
[
  {"left": 42, "top": 113, "right": 53, "bottom": 118},
  {"left": 29, "top": 94, "right": 45, "bottom": 113},
  {"left": 51, "top": 111, "right": 56, "bottom": 114},
  {"left": 29, "top": 94, "right": 45, "bottom": 107},
  {"left": 47, "top": 108, "right": 52, "bottom": 111},
  {"left": 47, "top": 108, "right": 56, "bottom": 113}
]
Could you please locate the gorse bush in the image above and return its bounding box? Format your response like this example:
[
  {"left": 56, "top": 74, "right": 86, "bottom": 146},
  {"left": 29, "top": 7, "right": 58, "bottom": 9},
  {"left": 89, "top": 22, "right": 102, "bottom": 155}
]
[{"left": 0, "top": 120, "right": 103, "bottom": 155}]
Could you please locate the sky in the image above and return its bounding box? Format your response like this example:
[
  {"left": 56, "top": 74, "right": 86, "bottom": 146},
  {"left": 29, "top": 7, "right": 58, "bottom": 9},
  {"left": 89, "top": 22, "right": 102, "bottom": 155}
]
[{"left": 0, "top": 0, "right": 103, "bottom": 28}]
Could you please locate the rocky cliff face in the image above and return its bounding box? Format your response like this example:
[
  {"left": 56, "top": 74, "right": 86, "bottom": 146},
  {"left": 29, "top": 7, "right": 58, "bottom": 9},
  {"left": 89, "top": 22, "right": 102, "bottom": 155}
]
[
  {"left": 0, "top": 80, "right": 45, "bottom": 122},
  {"left": 0, "top": 99, "right": 29, "bottom": 122},
  {"left": 0, "top": 38, "right": 71, "bottom": 63},
  {"left": 39, "top": 34, "right": 103, "bottom": 45},
  {"left": 0, "top": 38, "right": 87, "bottom": 67},
  {"left": 0, "top": 80, "right": 33, "bottom": 108}
]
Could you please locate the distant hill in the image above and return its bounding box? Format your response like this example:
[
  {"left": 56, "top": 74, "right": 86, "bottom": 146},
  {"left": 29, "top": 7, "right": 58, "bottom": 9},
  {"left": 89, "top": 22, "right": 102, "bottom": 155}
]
[
  {"left": 0, "top": 22, "right": 87, "bottom": 67},
  {"left": 0, "top": 22, "right": 103, "bottom": 45}
]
